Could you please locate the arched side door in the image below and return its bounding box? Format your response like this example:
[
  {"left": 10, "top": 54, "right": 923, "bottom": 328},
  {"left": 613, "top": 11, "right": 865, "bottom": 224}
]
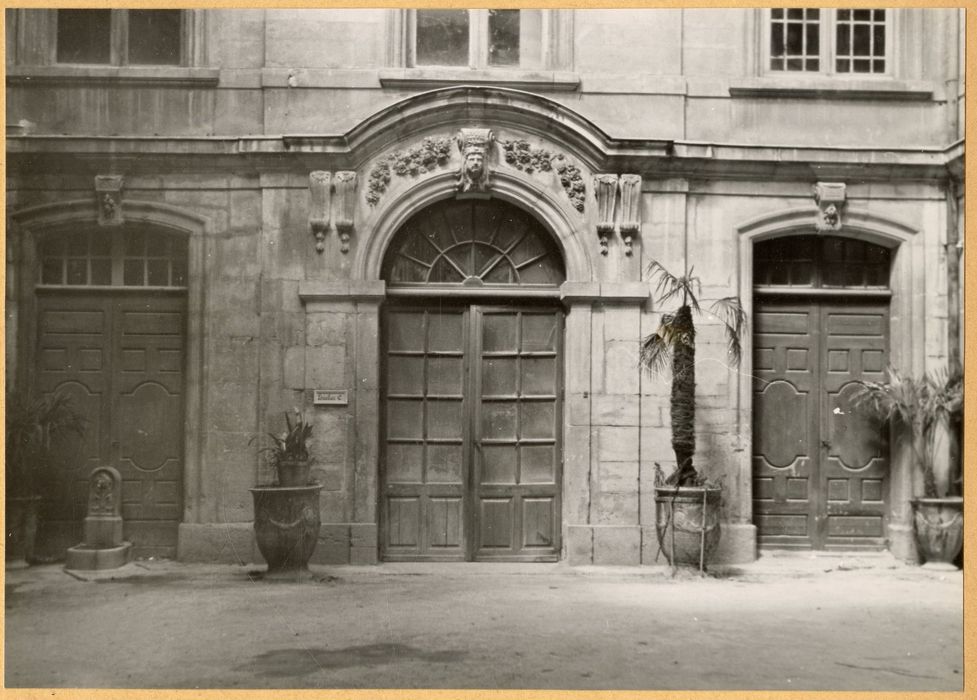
[
  {"left": 752, "top": 235, "right": 891, "bottom": 550},
  {"left": 380, "top": 198, "right": 566, "bottom": 562}
]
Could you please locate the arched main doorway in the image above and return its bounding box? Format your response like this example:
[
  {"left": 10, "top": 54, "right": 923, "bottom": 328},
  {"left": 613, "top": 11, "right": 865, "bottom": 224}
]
[
  {"left": 752, "top": 234, "right": 892, "bottom": 550},
  {"left": 380, "top": 197, "right": 566, "bottom": 561},
  {"left": 31, "top": 225, "right": 188, "bottom": 559}
]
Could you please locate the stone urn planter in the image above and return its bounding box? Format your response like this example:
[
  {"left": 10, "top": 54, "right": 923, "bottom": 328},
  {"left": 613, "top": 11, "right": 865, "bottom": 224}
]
[
  {"left": 655, "top": 485, "right": 722, "bottom": 570},
  {"left": 911, "top": 497, "right": 963, "bottom": 571},
  {"left": 251, "top": 483, "right": 322, "bottom": 580}
]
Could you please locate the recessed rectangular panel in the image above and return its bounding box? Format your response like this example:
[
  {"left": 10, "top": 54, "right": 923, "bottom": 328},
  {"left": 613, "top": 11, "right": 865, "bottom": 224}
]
[
  {"left": 479, "top": 499, "right": 513, "bottom": 548},
  {"left": 122, "top": 349, "right": 147, "bottom": 372},
  {"left": 827, "top": 515, "right": 883, "bottom": 537},
  {"left": 41, "top": 348, "right": 68, "bottom": 371},
  {"left": 123, "top": 311, "right": 182, "bottom": 336},
  {"left": 786, "top": 477, "right": 809, "bottom": 501},
  {"left": 152, "top": 480, "right": 180, "bottom": 506},
  {"left": 385, "top": 443, "right": 423, "bottom": 483},
  {"left": 522, "top": 498, "right": 554, "bottom": 547},
  {"left": 755, "top": 311, "right": 809, "bottom": 335},
  {"left": 427, "top": 312, "right": 463, "bottom": 352},
  {"left": 520, "top": 445, "right": 555, "bottom": 483},
  {"left": 756, "top": 514, "right": 809, "bottom": 536},
  {"left": 482, "top": 358, "right": 517, "bottom": 396},
  {"left": 158, "top": 349, "right": 182, "bottom": 373},
  {"left": 826, "top": 313, "right": 884, "bottom": 337},
  {"left": 482, "top": 315, "right": 517, "bottom": 352},
  {"left": 42, "top": 310, "right": 105, "bottom": 334},
  {"left": 427, "top": 357, "right": 463, "bottom": 395},
  {"left": 861, "top": 349, "right": 884, "bottom": 373},
  {"left": 521, "top": 357, "right": 557, "bottom": 395},
  {"left": 387, "top": 400, "right": 424, "bottom": 439},
  {"left": 427, "top": 444, "right": 463, "bottom": 483},
  {"left": 388, "top": 313, "right": 426, "bottom": 352},
  {"left": 827, "top": 349, "right": 849, "bottom": 373},
  {"left": 827, "top": 478, "right": 850, "bottom": 502},
  {"left": 861, "top": 479, "right": 884, "bottom": 502},
  {"left": 754, "top": 348, "right": 775, "bottom": 371},
  {"left": 122, "top": 479, "right": 142, "bottom": 504},
  {"left": 427, "top": 399, "right": 464, "bottom": 439},
  {"left": 753, "top": 476, "right": 775, "bottom": 501},
  {"left": 520, "top": 403, "right": 555, "bottom": 439},
  {"left": 387, "top": 498, "right": 420, "bottom": 547},
  {"left": 387, "top": 356, "right": 424, "bottom": 395},
  {"left": 481, "top": 402, "right": 517, "bottom": 440},
  {"left": 481, "top": 445, "right": 517, "bottom": 484},
  {"left": 786, "top": 348, "right": 809, "bottom": 371},
  {"left": 427, "top": 498, "right": 463, "bottom": 548},
  {"left": 79, "top": 348, "right": 103, "bottom": 371}
]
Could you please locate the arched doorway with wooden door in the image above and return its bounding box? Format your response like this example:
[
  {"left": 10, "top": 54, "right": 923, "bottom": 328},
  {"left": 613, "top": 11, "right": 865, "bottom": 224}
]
[
  {"left": 379, "top": 197, "right": 567, "bottom": 562},
  {"left": 29, "top": 224, "right": 189, "bottom": 559},
  {"left": 751, "top": 234, "right": 894, "bottom": 550}
]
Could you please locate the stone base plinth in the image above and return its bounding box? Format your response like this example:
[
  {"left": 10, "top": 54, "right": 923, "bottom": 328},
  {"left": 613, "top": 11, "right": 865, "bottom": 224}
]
[
  {"left": 567, "top": 522, "right": 758, "bottom": 566},
  {"left": 64, "top": 542, "right": 132, "bottom": 571}
]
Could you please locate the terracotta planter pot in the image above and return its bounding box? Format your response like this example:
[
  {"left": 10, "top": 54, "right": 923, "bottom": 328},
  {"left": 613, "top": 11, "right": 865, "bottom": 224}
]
[
  {"left": 276, "top": 459, "right": 313, "bottom": 487},
  {"left": 5, "top": 495, "right": 42, "bottom": 565},
  {"left": 911, "top": 496, "right": 963, "bottom": 570},
  {"left": 655, "top": 486, "right": 722, "bottom": 570},
  {"left": 251, "top": 485, "right": 322, "bottom": 580}
]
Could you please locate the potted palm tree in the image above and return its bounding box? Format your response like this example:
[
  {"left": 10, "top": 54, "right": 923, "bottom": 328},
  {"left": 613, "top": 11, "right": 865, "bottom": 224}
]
[
  {"left": 5, "top": 389, "right": 86, "bottom": 565},
  {"left": 852, "top": 366, "right": 963, "bottom": 569},
  {"left": 250, "top": 409, "right": 321, "bottom": 579},
  {"left": 640, "top": 261, "right": 746, "bottom": 570}
]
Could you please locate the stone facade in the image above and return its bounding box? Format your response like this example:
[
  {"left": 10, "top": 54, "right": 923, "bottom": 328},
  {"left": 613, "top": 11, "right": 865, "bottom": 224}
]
[{"left": 5, "top": 9, "right": 964, "bottom": 566}]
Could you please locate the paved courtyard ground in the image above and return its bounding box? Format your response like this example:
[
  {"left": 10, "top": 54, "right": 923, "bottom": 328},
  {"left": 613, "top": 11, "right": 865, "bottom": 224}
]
[{"left": 3, "top": 553, "right": 964, "bottom": 692}]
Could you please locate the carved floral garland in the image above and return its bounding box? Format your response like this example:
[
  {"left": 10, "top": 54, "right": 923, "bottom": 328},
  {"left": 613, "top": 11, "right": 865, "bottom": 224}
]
[
  {"left": 502, "top": 140, "right": 585, "bottom": 213},
  {"left": 366, "top": 136, "right": 453, "bottom": 206}
]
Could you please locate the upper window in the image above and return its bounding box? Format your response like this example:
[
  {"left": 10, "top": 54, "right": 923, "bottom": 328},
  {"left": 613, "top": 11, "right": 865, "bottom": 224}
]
[
  {"left": 56, "top": 9, "right": 183, "bottom": 66},
  {"left": 39, "top": 230, "right": 188, "bottom": 288},
  {"left": 768, "top": 9, "right": 889, "bottom": 75},
  {"left": 411, "top": 9, "right": 544, "bottom": 69},
  {"left": 754, "top": 236, "right": 890, "bottom": 290}
]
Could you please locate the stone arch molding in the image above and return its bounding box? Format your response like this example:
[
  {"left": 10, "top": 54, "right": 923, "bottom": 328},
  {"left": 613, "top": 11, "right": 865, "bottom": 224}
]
[
  {"left": 354, "top": 168, "right": 594, "bottom": 284},
  {"left": 12, "top": 198, "right": 211, "bottom": 236}
]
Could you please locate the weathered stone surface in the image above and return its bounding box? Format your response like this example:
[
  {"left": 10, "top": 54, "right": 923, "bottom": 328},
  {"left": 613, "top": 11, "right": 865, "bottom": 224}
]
[
  {"left": 597, "top": 426, "right": 639, "bottom": 462},
  {"left": 603, "top": 340, "right": 641, "bottom": 395},
  {"left": 306, "top": 345, "right": 347, "bottom": 386},
  {"left": 177, "top": 523, "right": 254, "bottom": 564},
  {"left": 307, "top": 313, "right": 349, "bottom": 347},
  {"left": 350, "top": 546, "right": 379, "bottom": 565},
  {"left": 349, "top": 523, "right": 378, "bottom": 547},
  {"left": 593, "top": 394, "right": 640, "bottom": 426},
  {"left": 593, "top": 526, "right": 641, "bottom": 566},
  {"left": 598, "top": 461, "right": 638, "bottom": 494},
  {"left": 565, "top": 525, "right": 594, "bottom": 565},
  {"left": 283, "top": 346, "right": 306, "bottom": 389},
  {"left": 594, "top": 492, "right": 639, "bottom": 525}
]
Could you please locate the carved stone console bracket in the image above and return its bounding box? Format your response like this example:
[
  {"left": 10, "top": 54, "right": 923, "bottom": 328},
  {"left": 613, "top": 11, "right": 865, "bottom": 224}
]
[
  {"left": 457, "top": 128, "right": 495, "bottom": 194},
  {"left": 813, "top": 181, "right": 846, "bottom": 232},
  {"left": 333, "top": 171, "right": 357, "bottom": 254},
  {"left": 95, "top": 175, "right": 124, "bottom": 227},
  {"left": 593, "top": 174, "right": 618, "bottom": 256},
  {"left": 309, "top": 171, "right": 332, "bottom": 253},
  {"left": 366, "top": 136, "right": 453, "bottom": 206},
  {"left": 618, "top": 174, "right": 642, "bottom": 256}
]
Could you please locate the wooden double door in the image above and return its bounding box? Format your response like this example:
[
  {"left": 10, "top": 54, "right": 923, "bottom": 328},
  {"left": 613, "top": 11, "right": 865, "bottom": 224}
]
[
  {"left": 752, "top": 297, "right": 889, "bottom": 550},
  {"left": 381, "top": 304, "right": 563, "bottom": 561},
  {"left": 34, "top": 290, "right": 186, "bottom": 558}
]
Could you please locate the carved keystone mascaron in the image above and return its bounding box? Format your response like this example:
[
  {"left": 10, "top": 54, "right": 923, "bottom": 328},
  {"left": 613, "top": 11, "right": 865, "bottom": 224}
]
[
  {"left": 95, "top": 175, "right": 124, "bottom": 227},
  {"left": 456, "top": 128, "right": 495, "bottom": 193},
  {"left": 813, "top": 182, "right": 846, "bottom": 232}
]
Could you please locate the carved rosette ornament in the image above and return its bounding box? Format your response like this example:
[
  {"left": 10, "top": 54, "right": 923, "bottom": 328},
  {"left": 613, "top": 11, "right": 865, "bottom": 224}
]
[
  {"left": 593, "top": 174, "right": 619, "bottom": 256},
  {"left": 333, "top": 171, "right": 357, "bottom": 253},
  {"left": 813, "top": 182, "right": 846, "bottom": 232},
  {"left": 309, "top": 171, "right": 332, "bottom": 253},
  {"left": 95, "top": 175, "right": 124, "bottom": 227},
  {"left": 457, "top": 128, "right": 495, "bottom": 194},
  {"left": 618, "top": 174, "right": 642, "bottom": 256}
]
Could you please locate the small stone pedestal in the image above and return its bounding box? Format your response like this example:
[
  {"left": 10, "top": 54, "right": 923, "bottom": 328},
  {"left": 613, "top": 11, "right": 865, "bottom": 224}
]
[{"left": 65, "top": 467, "right": 132, "bottom": 570}]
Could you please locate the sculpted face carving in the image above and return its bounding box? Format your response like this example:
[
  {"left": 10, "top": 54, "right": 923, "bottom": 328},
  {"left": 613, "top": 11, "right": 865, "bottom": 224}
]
[
  {"left": 456, "top": 128, "right": 494, "bottom": 193},
  {"left": 464, "top": 150, "right": 485, "bottom": 183}
]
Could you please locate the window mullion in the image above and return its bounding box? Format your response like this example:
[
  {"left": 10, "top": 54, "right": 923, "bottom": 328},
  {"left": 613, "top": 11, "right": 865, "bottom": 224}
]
[
  {"left": 111, "top": 229, "right": 124, "bottom": 286},
  {"left": 822, "top": 9, "right": 832, "bottom": 74},
  {"left": 111, "top": 9, "right": 127, "bottom": 66},
  {"left": 471, "top": 9, "right": 485, "bottom": 68}
]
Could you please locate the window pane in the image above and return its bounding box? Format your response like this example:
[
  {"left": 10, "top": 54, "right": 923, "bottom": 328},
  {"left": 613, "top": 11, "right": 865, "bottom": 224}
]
[
  {"left": 488, "top": 9, "right": 520, "bottom": 66},
  {"left": 517, "top": 9, "right": 543, "bottom": 69},
  {"left": 90, "top": 258, "right": 112, "bottom": 285},
  {"left": 127, "top": 10, "right": 182, "bottom": 66},
  {"left": 147, "top": 258, "right": 169, "bottom": 286},
  {"left": 124, "top": 259, "right": 145, "bottom": 286},
  {"left": 57, "top": 10, "right": 111, "bottom": 64},
  {"left": 853, "top": 24, "right": 871, "bottom": 56},
  {"left": 41, "top": 258, "right": 63, "bottom": 284},
  {"left": 67, "top": 259, "right": 87, "bottom": 285},
  {"left": 415, "top": 10, "right": 469, "bottom": 66}
]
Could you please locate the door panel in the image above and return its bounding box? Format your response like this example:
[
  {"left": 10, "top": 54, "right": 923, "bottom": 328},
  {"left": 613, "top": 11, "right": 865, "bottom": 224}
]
[
  {"left": 381, "top": 305, "right": 562, "bottom": 562},
  {"left": 753, "top": 298, "right": 888, "bottom": 550},
  {"left": 34, "top": 292, "right": 186, "bottom": 558}
]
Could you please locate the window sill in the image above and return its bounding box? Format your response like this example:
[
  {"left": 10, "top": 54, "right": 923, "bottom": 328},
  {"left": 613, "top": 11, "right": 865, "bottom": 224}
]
[
  {"left": 7, "top": 65, "right": 220, "bottom": 88},
  {"left": 378, "top": 68, "right": 580, "bottom": 92},
  {"left": 728, "top": 77, "right": 936, "bottom": 101}
]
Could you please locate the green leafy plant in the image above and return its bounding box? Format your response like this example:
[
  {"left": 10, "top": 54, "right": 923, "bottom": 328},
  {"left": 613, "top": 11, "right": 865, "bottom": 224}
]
[
  {"left": 851, "top": 366, "right": 962, "bottom": 498},
  {"left": 5, "top": 389, "right": 87, "bottom": 497},
  {"left": 251, "top": 409, "right": 314, "bottom": 466},
  {"left": 640, "top": 261, "right": 747, "bottom": 487}
]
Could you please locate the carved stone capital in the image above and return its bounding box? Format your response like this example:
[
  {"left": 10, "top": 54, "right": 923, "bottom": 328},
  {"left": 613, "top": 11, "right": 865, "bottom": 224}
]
[
  {"left": 333, "top": 171, "right": 357, "bottom": 254},
  {"left": 813, "top": 181, "right": 846, "bottom": 232},
  {"left": 618, "top": 174, "right": 642, "bottom": 256},
  {"left": 309, "top": 171, "right": 332, "bottom": 253},
  {"left": 457, "top": 128, "right": 495, "bottom": 193},
  {"left": 95, "top": 175, "right": 124, "bottom": 227}
]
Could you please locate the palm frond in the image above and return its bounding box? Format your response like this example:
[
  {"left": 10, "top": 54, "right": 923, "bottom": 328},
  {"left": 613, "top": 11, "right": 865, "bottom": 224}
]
[
  {"left": 710, "top": 296, "right": 748, "bottom": 366},
  {"left": 640, "top": 332, "right": 672, "bottom": 378}
]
